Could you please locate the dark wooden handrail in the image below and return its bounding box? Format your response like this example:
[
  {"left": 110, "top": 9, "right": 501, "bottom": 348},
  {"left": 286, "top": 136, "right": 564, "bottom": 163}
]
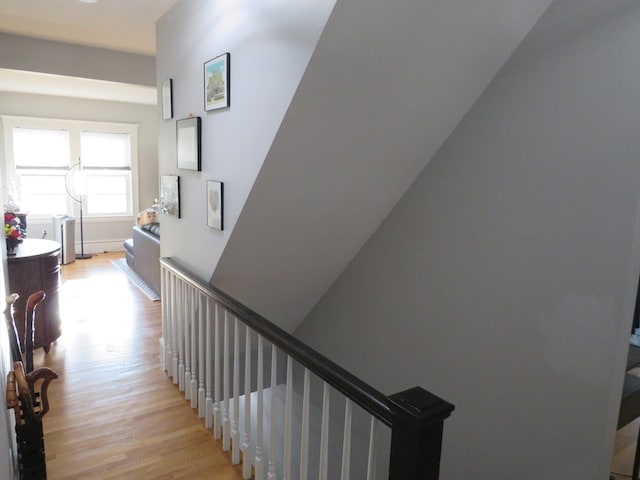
[
  {"left": 162, "top": 257, "right": 393, "bottom": 424},
  {"left": 160, "top": 256, "right": 454, "bottom": 479}
]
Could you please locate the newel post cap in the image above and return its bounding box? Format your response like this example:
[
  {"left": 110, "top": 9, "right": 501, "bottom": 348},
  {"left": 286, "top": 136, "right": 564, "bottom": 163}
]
[{"left": 388, "top": 386, "right": 454, "bottom": 426}]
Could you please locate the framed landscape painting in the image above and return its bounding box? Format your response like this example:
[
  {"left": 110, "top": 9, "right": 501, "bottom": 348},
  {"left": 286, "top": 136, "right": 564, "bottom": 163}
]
[{"left": 204, "top": 53, "right": 230, "bottom": 111}]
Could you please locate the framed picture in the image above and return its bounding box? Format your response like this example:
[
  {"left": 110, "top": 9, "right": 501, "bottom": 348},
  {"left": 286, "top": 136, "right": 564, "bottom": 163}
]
[
  {"left": 177, "top": 117, "right": 201, "bottom": 171},
  {"left": 204, "top": 53, "right": 230, "bottom": 111},
  {"left": 207, "top": 180, "right": 223, "bottom": 230},
  {"left": 160, "top": 175, "right": 180, "bottom": 218},
  {"left": 161, "top": 78, "right": 173, "bottom": 120}
]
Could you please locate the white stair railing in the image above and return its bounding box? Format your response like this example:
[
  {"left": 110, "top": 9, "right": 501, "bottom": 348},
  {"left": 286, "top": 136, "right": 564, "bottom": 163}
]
[{"left": 160, "top": 257, "right": 453, "bottom": 480}]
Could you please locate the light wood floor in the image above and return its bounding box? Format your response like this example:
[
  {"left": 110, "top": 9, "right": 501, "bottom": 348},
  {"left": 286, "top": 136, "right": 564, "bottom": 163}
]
[
  {"left": 612, "top": 416, "right": 639, "bottom": 479},
  {"left": 35, "top": 251, "right": 244, "bottom": 480},
  {"left": 612, "top": 366, "right": 640, "bottom": 479}
]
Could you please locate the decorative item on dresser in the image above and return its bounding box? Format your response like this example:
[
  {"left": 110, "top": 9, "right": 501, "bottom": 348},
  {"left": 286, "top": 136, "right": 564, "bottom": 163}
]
[
  {"left": 4, "top": 211, "right": 26, "bottom": 255},
  {"left": 6, "top": 239, "right": 62, "bottom": 352}
]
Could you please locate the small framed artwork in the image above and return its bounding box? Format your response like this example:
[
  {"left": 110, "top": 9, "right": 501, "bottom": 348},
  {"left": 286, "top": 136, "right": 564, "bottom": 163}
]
[
  {"left": 161, "top": 78, "right": 173, "bottom": 120},
  {"left": 160, "top": 175, "right": 180, "bottom": 218},
  {"left": 177, "top": 117, "right": 201, "bottom": 171},
  {"left": 204, "top": 52, "right": 230, "bottom": 111},
  {"left": 207, "top": 180, "right": 224, "bottom": 230}
]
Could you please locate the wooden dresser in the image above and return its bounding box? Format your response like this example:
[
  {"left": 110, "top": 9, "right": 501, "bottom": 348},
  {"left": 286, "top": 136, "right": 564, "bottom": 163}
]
[{"left": 7, "top": 239, "right": 62, "bottom": 352}]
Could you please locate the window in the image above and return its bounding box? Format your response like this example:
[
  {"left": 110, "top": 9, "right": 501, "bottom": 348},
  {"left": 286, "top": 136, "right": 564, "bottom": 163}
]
[
  {"left": 1, "top": 116, "right": 138, "bottom": 219},
  {"left": 80, "top": 131, "right": 133, "bottom": 215},
  {"left": 13, "top": 127, "right": 70, "bottom": 215}
]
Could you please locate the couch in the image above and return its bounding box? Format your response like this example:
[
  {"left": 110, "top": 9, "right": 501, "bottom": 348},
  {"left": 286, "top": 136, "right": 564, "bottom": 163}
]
[{"left": 123, "top": 223, "right": 160, "bottom": 295}]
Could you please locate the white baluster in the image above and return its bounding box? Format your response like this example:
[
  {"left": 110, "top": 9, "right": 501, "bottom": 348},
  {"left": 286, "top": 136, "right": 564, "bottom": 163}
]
[
  {"left": 198, "top": 294, "right": 206, "bottom": 418},
  {"left": 232, "top": 317, "right": 241, "bottom": 464},
  {"left": 171, "top": 275, "right": 178, "bottom": 381},
  {"left": 319, "top": 383, "right": 330, "bottom": 480},
  {"left": 254, "top": 336, "right": 265, "bottom": 480},
  {"left": 183, "top": 285, "right": 191, "bottom": 396},
  {"left": 213, "top": 303, "right": 222, "bottom": 438},
  {"left": 366, "top": 417, "right": 377, "bottom": 480},
  {"left": 205, "top": 298, "right": 213, "bottom": 429},
  {"left": 300, "top": 369, "right": 310, "bottom": 480},
  {"left": 242, "top": 327, "right": 252, "bottom": 480},
  {"left": 170, "top": 273, "right": 176, "bottom": 378},
  {"left": 283, "top": 356, "right": 293, "bottom": 480},
  {"left": 162, "top": 268, "right": 172, "bottom": 373},
  {"left": 160, "top": 266, "right": 167, "bottom": 371},
  {"left": 340, "top": 399, "right": 352, "bottom": 480},
  {"left": 191, "top": 289, "right": 199, "bottom": 407},
  {"left": 222, "top": 310, "right": 231, "bottom": 451},
  {"left": 267, "top": 345, "right": 277, "bottom": 480},
  {"left": 178, "top": 281, "right": 186, "bottom": 391}
]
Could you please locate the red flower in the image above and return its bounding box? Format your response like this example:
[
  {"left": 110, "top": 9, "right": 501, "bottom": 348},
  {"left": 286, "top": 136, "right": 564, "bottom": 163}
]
[{"left": 5, "top": 212, "right": 24, "bottom": 240}]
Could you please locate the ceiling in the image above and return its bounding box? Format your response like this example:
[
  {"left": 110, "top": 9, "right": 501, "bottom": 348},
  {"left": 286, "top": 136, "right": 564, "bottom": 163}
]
[
  {"left": 0, "top": 0, "right": 179, "bottom": 56},
  {"left": 0, "top": 0, "right": 179, "bottom": 104}
]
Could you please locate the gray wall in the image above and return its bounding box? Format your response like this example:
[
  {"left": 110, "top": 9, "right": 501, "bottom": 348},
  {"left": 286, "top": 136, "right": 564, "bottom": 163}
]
[
  {"left": 295, "top": 0, "right": 640, "bottom": 478},
  {"left": 0, "top": 35, "right": 158, "bottom": 253},
  {"left": 211, "top": 0, "right": 552, "bottom": 332},
  {"left": 156, "top": 0, "right": 335, "bottom": 280},
  {"left": 0, "top": 33, "right": 155, "bottom": 86}
]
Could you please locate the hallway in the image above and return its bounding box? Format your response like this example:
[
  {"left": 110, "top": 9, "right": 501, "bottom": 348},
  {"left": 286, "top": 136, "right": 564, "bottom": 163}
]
[{"left": 34, "top": 252, "right": 243, "bottom": 479}]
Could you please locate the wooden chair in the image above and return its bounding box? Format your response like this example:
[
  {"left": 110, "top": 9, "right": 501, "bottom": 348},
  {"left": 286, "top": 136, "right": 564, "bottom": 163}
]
[{"left": 5, "top": 291, "right": 58, "bottom": 480}]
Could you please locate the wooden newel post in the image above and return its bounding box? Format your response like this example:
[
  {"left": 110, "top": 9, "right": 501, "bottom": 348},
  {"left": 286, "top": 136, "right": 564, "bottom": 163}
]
[{"left": 387, "top": 386, "right": 454, "bottom": 480}]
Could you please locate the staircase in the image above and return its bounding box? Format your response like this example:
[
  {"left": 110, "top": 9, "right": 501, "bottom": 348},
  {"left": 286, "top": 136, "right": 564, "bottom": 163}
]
[{"left": 160, "top": 257, "right": 454, "bottom": 479}]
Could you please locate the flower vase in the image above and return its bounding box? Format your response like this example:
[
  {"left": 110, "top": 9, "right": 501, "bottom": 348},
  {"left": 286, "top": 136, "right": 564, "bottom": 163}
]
[{"left": 6, "top": 237, "right": 21, "bottom": 256}]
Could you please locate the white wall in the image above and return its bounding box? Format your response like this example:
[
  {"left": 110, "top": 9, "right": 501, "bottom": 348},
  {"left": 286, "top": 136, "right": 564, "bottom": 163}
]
[
  {"left": 155, "top": 0, "right": 335, "bottom": 280},
  {"left": 295, "top": 0, "right": 640, "bottom": 478}
]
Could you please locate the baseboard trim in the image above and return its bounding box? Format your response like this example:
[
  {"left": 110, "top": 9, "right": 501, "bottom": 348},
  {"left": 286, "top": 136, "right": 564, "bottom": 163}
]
[{"left": 74, "top": 241, "right": 125, "bottom": 255}]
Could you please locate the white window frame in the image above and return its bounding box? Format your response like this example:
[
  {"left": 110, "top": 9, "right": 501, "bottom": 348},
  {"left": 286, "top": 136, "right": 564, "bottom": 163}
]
[{"left": 1, "top": 115, "right": 140, "bottom": 222}]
